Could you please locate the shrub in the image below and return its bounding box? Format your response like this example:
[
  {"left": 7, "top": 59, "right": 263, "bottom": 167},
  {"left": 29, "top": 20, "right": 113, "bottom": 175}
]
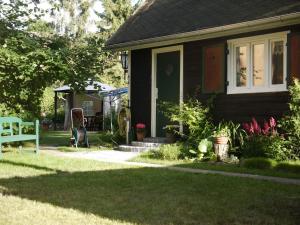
[
  {"left": 241, "top": 117, "right": 294, "bottom": 161},
  {"left": 151, "top": 144, "right": 183, "bottom": 161},
  {"left": 280, "top": 79, "right": 300, "bottom": 159},
  {"left": 159, "top": 99, "right": 214, "bottom": 148},
  {"left": 275, "top": 161, "right": 300, "bottom": 174},
  {"left": 241, "top": 135, "right": 291, "bottom": 161},
  {"left": 242, "top": 158, "right": 276, "bottom": 170}
]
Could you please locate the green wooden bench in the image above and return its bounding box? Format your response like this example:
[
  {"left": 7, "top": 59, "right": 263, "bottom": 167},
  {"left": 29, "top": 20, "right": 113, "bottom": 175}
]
[{"left": 0, "top": 117, "right": 39, "bottom": 158}]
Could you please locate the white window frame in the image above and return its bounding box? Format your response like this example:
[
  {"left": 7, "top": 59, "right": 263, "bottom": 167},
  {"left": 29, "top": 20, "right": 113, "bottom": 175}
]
[{"left": 227, "top": 31, "right": 289, "bottom": 94}]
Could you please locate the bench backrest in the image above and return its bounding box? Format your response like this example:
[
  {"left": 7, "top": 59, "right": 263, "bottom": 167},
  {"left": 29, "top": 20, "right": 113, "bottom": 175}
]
[{"left": 0, "top": 117, "right": 23, "bottom": 136}]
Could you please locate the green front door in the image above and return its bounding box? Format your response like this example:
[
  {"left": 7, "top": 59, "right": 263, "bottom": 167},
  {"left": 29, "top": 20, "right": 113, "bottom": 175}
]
[{"left": 156, "top": 51, "right": 180, "bottom": 137}]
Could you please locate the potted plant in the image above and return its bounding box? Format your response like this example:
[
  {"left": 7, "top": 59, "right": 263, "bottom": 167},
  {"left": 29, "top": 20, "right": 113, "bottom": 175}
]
[
  {"left": 213, "top": 128, "right": 230, "bottom": 144},
  {"left": 136, "top": 123, "right": 146, "bottom": 141},
  {"left": 163, "top": 125, "right": 180, "bottom": 143},
  {"left": 213, "top": 124, "right": 231, "bottom": 161}
]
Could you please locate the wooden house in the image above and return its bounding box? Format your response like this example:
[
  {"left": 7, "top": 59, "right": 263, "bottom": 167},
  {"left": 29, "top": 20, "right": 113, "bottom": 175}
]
[{"left": 106, "top": 0, "right": 300, "bottom": 137}]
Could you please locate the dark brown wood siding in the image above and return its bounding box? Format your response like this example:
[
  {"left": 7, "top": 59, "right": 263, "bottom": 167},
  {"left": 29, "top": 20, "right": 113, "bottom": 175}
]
[
  {"left": 130, "top": 25, "right": 300, "bottom": 134},
  {"left": 198, "top": 92, "right": 289, "bottom": 123},
  {"left": 183, "top": 26, "right": 300, "bottom": 123},
  {"left": 184, "top": 38, "right": 290, "bottom": 122},
  {"left": 130, "top": 49, "right": 152, "bottom": 135}
]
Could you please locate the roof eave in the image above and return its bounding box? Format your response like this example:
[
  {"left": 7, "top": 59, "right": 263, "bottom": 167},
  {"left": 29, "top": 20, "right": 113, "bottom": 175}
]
[{"left": 106, "top": 12, "right": 300, "bottom": 51}]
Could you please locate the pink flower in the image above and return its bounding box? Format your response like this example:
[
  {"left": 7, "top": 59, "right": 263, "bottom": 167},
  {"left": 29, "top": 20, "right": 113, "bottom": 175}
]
[
  {"left": 249, "top": 124, "right": 255, "bottom": 134},
  {"left": 269, "top": 117, "right": 276, "bottom": 128},
  {"left": 243, "top": 122, "right": 255, "bottom": 135},
  {"left": 243, "top": 117, "right": 278, "bottom": 137},
  {"left": 262, "top": 121, "right": 270, "bottom": 135},
  {"left": 251, "top": 118, "right": 261, "bottom": 135},
  {"left": 243, "top": 123, "right": 250, "bottom": 133},
  {"left": 136, "top": 123, "right": 146, "bottom": 129}
]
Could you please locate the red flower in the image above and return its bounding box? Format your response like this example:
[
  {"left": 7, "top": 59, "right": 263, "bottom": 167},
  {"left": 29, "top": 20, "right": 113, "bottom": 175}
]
[{"left": 136, "top": 123, "right": 146, "bottom": 129}]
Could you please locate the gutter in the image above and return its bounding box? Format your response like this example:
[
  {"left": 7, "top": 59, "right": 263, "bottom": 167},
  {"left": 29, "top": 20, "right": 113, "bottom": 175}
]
[{"left": 106, "top": 12, "right": 300, "bottom": 51}]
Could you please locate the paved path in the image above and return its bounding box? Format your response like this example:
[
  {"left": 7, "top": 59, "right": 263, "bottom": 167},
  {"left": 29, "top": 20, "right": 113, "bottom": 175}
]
[
  {"left": 42, "top": 150, "right": 163, "bottom": 167},
  {"left": 41, "top": 149, "right": 300, "bottom": 186}
]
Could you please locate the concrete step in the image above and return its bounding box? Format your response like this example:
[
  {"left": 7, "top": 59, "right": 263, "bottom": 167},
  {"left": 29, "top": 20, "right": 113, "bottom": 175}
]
[
  {"left": 118, "top": 145, "right": 159, "bottom": 153},
  {"left": 143, "top": 137, "right": 169, "bottom": 143},
  {"left": 131, "top": 141, "right": 162, "bottom": 148}
]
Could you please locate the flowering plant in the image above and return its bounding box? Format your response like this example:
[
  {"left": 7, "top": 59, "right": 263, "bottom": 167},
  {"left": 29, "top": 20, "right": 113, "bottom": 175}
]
[
  {"left": 243, "top": 117, "right": 277, "bottom": 136},
  {"left": 136, "top": 123, "right": 146, "bottom": 132}
]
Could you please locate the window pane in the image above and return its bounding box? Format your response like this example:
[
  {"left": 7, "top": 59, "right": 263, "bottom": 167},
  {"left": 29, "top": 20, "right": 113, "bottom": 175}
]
[
  {"left": 82, "top": 101, "right": 94, "bottom": 116},
  {"left": 236, "top": 46, "right": 247, "bottom": 87},
  {"left": 253, "top": 44, "right": 265, "bottom": 86},
  {"left": 272, "top": 41, "right": 284, "bottom": 84}
]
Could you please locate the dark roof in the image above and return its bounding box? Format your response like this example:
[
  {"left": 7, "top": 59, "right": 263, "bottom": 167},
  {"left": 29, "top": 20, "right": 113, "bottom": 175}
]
[{"left": 106, "top": 0, "right": 300, "bottom": 48}]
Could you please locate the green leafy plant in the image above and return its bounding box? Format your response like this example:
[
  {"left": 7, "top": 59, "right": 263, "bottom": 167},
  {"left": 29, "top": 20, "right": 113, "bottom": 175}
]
[
  {"left": 241, "top": 135, "right": 292, "bottom": 161},
  {"left": 241, "top": 117, "right": 294, "bottom": 161},
  {"left": 280, "top": 79, "right": 300, "bottom": 159},
  {"left": 159, "top": 99, "right": 214, "bottom": 148},
  {"left": 213, "top": 122, "right": 231, "bottom": 138},
  {"left": 189, "top": 138, "right": 214, "bottom": 160},
  {"left": 212, "top": 121, "right": 246, "bottom": 158},
  {"left": 163, "top": 125, "right": 180, "bottom": 133},
  {"left": 151, "top": 144, "right": 183, "bottom": 161}
]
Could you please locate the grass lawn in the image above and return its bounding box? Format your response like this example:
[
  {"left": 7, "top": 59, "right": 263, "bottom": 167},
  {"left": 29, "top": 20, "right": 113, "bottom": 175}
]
[
  {"left": 39, "top": 131, "right": 115, "bottom": 150},
  {"left": 131, "top": 154, "right": 300, "bottom": 179},
  {"left": 0, "top": 151, "right": 300, "bottom": 225}
]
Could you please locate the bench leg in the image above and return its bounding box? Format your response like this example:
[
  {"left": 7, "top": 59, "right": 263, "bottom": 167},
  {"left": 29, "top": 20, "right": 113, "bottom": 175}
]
[
  {"left": 35, "top": 138, "right": 39, "bottom": 154},
  {"left": 35, "top": 120, "right": 39, "bottom": 154}
]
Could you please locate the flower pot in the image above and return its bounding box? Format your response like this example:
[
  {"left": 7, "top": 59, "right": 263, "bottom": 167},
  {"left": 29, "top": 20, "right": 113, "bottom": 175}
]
[
  {"left": 136, "top": 131, "right": 145, "bottom": 141},
  {"left": 214, "top": 136, "right": 229, "bottom": 145}
]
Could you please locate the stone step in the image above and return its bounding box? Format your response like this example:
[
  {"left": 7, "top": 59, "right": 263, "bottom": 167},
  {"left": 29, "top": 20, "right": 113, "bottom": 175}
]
[
  {"left": 118, "top": 145, "right": 159, "bottom": 153},
  {"left": 143, "top": 137, "right": 169, "bottom": 143},
  {"left": 131, "top": 141, "right": 162, "bottom": 148}
]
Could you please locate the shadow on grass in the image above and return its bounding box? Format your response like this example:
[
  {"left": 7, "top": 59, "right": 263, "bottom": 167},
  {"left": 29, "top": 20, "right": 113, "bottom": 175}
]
[
  {"left": 0, "top": 162, "right": 299, "bottom": 225},
  {"left": 0, "top": 160, "right": 64, "bottom": 173}
]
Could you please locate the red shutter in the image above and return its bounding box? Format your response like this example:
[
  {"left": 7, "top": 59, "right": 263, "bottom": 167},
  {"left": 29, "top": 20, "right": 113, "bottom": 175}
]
[
  {"left": 202, "top": 44, "right": 225, "bottom": 93},
  {"left": 291, "top": 33, "right": 300, "bottom": 80}
]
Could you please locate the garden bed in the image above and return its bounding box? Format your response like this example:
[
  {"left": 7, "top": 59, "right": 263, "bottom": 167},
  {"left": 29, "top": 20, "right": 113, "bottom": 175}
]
[{"left": 131, "top": 154, "right": 300, "bottom": 180}]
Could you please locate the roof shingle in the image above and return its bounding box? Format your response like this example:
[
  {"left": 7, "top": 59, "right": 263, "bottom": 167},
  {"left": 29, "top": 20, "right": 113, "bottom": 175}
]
[{"left": 106, "top": 0, "right": 300, "bottom": 48}]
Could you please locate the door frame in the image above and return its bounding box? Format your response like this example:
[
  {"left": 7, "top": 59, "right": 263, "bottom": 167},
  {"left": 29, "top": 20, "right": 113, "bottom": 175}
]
[{"left": 151, "top": 45, "right": 184, "bottom": 137}]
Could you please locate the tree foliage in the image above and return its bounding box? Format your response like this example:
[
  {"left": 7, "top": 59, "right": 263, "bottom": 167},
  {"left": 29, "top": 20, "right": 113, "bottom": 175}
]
[
  {"left": 0, "top": 32, "right": 65, "bottom": 116},
  {"left": 95, "top": 0, "right": 137, "bottom": 86},
  {"left": 0, "top": 0, "right": 141, "bottom": 118},
  {"left": 48, "top": 0, "right": 97, "bottom": 37}
]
